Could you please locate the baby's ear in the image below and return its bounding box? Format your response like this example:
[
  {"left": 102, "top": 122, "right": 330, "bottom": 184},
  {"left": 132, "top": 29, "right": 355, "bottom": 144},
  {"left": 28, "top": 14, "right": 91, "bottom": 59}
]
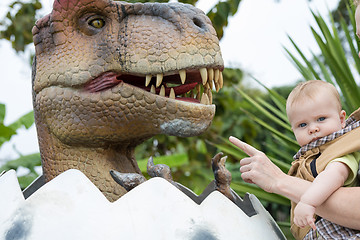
[{"left": 340, "top": 110, "right": 346, "bottom": 128}]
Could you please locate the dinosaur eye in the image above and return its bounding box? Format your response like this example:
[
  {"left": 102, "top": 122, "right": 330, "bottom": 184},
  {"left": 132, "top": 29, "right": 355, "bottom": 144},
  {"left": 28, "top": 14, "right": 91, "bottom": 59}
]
[
  {"left": 89, "top": 18, "right": 105, "bottom": 29},
  {"left": 79, "top": 14, "right": 107, "bottom": 36}
]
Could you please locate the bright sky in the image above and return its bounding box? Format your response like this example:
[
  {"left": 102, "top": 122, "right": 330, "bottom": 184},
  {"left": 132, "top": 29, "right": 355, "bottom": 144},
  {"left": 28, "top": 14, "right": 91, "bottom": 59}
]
[{"left": 0, "top": 0, "right": 339, "bottom": 162}]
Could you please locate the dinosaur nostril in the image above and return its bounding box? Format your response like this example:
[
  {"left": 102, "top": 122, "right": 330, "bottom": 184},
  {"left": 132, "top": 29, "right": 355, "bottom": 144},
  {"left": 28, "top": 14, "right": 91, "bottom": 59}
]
[{"left": 193, "top": 17, "right": 206, "bottom": 30}]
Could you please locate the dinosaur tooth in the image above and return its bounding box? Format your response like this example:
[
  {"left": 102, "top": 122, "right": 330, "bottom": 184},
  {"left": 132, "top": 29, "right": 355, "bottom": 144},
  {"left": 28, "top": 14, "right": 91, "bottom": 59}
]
[
  {"left": 200, "top": 93, "right": 210, "bottom": 105},
  {"left": 214, "top": 69, "right": 220, "bottom": 83},
  {"left": 179, "top": 69, "right": 186, "bottom": 84},
  {"left": 156, "top": 73, "right": 163, "bottom": 87},
  {"left": 205, "top": 82, "right": 210, "bottom": 91},
  {"left": 208, "top": 68, "right": 214, "bottom": 82},
  {"left": 215, "top": 81, "right": 220, "bottom": 92},
  {"left": 200, "top": 68, "right": 207, "bottom": 85},
  {"left": 150, "top": 85, "right": 156, "bottom": 94},
  {"left": 209, "top": 76, "right": 214, "bottom": 90},
  {"left": 208, "top": 90, "right": 213, "bottom": 104},
  {"left": 196, "top": 84, "right": 201, "bottom": 93},
  {"left": 219, "top": 71, "right": 224, "bottom": 89},
  {"left": 196, "top": 84, "right": 201, "bottom": 101},
  {"left": 205, "top": 83, "right": 211, "bottom": 93},
  {"left": 145, "top": 75, "right": 152, "bottom": 87},
  {"left": 160, "top": 85, "right": 165, "bottom": 96},
  {"left": 200, "top": 93, "right": 206, "bottom": 104},
  {"left": 169, "top": 88, "right": 175, "bottom": 99}
]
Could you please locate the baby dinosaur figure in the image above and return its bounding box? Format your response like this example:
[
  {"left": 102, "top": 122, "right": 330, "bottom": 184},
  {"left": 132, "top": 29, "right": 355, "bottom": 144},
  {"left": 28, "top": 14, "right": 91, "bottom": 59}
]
[
  {"left": 211, "top": 152, "right": 236, "bottom": 202},
  {"left": 109, "top": 156, "right": 174, "bottom": 191},
  {"left": 32, "top": 0, "right": 224, "bottom": 201}
]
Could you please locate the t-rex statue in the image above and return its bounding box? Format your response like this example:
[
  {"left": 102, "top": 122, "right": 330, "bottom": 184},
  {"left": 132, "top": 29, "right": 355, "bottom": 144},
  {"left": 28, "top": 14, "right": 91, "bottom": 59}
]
[{"left": 31, "top": 0, "right": 224, "bottom": 202}]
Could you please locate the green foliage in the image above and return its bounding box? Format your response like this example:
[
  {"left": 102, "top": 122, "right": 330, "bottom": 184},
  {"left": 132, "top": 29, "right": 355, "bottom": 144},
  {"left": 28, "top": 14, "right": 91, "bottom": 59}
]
[
  {"left": 0, "top": 103, "right": 34, "bottom": 147},
  {"left": 284, "top": 4, "right": 360, "bottom": 113},
  {"left": 0, "top": 0, "right": 42, "bottom": 52},
  {"left": 0, "top": 103, "right": 40, "bottom": 189},
  {"left": 0, "top": 152, "right": 40, "bottom": 173},
  {"left": 0, "top": 153, "right": 41, "bottom": 189},
  {"left": 0, "top": 0, "right": 43, "bottom": 189},
  {"left": 137, "top": 153, "right": 189, "bottom": 173},
  {"left": 207, "top": 0, "right": 241, "bottom": 39}
]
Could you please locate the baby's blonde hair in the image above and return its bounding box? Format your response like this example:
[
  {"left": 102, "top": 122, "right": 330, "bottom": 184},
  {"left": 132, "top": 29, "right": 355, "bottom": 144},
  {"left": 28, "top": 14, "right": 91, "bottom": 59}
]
[{"left": 286, "top": 80, "right": 342, "bottom": 118}]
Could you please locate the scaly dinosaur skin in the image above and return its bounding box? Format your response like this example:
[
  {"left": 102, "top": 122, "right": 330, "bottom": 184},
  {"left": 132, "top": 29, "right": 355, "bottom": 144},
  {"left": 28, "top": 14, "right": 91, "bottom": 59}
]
[{"left": 32, "top": 0, "right": 224, "bottom": 201}]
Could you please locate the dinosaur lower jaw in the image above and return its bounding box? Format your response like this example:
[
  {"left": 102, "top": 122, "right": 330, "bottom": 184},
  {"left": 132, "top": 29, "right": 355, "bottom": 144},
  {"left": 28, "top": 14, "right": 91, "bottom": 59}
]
[{"left": 84, "top": 68, "right": 224, "bottom": 105}]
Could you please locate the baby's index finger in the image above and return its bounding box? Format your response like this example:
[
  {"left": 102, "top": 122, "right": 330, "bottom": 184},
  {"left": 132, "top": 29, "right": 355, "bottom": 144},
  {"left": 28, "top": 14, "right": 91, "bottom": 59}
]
[{"left": 229, "top": 136, "right": 259, "bottom": 157}]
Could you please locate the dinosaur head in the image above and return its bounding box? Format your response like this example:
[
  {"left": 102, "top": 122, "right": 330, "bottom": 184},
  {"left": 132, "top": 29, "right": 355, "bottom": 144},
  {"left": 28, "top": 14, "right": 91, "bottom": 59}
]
[
  {"left": 32, "top": 0, "right": 224, "bottom": 147},
  {"left": 31, "top": 0, "right": 224, "bottom": 200}
]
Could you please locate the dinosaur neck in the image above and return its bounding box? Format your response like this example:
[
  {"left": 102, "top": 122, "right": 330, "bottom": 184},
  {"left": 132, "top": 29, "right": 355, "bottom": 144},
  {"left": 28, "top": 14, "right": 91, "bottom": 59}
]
[{"left": 37, "top": 123, "right": 142, "bottom": 202}]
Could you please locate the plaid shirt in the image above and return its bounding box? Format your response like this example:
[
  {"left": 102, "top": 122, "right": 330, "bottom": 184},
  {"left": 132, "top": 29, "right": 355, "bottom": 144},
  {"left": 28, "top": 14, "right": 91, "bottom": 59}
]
[
  {"left": 304, "top": 218, "right": 360, "bottom": 240},
  {"left": 293, "top": 115, "right": 360, "bottom": 160}
]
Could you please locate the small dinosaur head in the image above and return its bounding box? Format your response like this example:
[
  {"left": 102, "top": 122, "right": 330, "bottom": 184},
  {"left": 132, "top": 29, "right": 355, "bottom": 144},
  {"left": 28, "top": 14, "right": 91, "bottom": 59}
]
[{"left": 32, "top": 0, "right": 224, "bottom": 147}]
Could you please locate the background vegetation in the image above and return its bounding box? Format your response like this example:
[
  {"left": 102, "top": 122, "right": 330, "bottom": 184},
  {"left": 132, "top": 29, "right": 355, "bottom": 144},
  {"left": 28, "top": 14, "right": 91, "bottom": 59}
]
[{"left": 1, "top": 0, "right": 359, "bottom": 238}]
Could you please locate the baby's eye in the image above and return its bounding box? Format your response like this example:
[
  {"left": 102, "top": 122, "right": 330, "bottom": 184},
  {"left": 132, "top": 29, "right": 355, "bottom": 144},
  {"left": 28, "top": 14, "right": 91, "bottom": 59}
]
[
  {"left": 299, "top": 123, "right": 307, "bottom": 128},
  {"left": 318, "top": 117, "right": 326, "bottom": 122}
]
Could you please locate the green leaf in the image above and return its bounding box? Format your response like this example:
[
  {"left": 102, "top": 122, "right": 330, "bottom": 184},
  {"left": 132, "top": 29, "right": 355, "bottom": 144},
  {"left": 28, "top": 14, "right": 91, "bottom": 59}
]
[
  {"left": 256, "top": 97, "right": 288, "bottom": 124},
  {"left": 241, "top": 108, "right": 298, "bottom": 148},
  {"left": 249, "top": 75, "right": 287, "bottom": 114},
  {"left": 341, "top": 17, "right": 360, "bottom": 75},
  {"left": 0, "top": 123, "right": 17, "bottom": 147},
  {"left": 208, "top": 139, "right": 248, "bottom": 160},
  {"left": 267, "top": 134, "right": 298, "bottom": 163},
  {"left": 0, "top": 153, "right": 41, "bottom": 173},
  {"left": 0, "top": 0, "right": 42, "bottom": 52},
  {"left": 206, "top": 0, "right": 241, "bottom": 39},
  {"left": 9, "top": 111, "right": 34, "bottom": 131},
  {"left": 348, "top": 3, "right": 360, "bottom": 59},
  {"left": 0, "top": 103, "right": 5, "bottom": 123},
  {"left": 137, "top": 153, "right": 189, "bottom": 172},
  {"left": 195, "top": 139, "right": 207, "bottom": 154},
  {"left": 236, "top": 87, "right": 291, "bottom": 132},
  {"left": 230, "top": 182, "right": 290, "bottom": 206},
  {"left": 18, "top": 172, "right": 39, "bottom": 190},
  {"left": 286, "top": 36, "right": 321, "bottom": 80},
  {"left": 267, "top": 156, "right": 291, "bottom": 173},
  {"left": 228, "top": 0, "right": 241, "bottom": 15},
  {"left": 285, "top": 47, "right": 314, "bottom": 80},
  {"left": 311, "top": 52, "right": 334, "bottom": 85}
]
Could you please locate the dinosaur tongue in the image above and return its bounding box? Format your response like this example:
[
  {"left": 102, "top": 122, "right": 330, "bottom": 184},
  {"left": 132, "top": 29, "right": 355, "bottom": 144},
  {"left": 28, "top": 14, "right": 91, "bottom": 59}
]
[
  {"left": 84, "top": 72, "right": 121, "bottom": 93},
  {"left": 171, "top": 82, "right": 200, "bottom": 103}
]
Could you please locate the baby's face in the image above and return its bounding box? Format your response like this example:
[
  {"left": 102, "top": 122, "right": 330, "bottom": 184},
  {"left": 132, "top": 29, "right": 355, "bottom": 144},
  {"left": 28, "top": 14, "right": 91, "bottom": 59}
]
[{"left": 288, "top": 89, "right": 346, "bottom": 147}]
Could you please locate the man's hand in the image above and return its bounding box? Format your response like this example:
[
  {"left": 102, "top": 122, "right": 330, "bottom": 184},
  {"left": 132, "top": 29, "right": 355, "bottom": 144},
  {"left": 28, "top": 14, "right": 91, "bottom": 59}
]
[
  {"left": 229, "top": 136, "right": 285, "bottom": 193},
  {"left": 294, "top": 201, "right": 316, "bottom": 230}
]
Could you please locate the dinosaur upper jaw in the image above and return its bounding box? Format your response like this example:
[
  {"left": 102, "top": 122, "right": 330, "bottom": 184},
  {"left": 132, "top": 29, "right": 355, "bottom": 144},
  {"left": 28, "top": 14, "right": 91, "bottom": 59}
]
[{"left": 84, "top": 67, "right": 224, "bottom": 105}]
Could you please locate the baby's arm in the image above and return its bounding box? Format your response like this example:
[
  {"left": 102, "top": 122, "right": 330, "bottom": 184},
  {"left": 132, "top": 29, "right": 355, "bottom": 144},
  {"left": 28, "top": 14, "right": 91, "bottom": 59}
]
[{"left": 294, "top": 161, "right": 350, "bottom": 230}]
